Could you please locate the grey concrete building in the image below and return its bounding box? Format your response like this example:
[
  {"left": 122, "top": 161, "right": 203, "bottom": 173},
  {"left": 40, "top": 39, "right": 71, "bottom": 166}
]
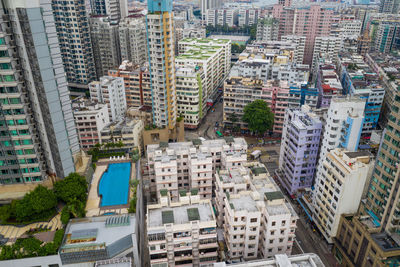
[
  {"left": 119, "top": 15, "right": 148, "bottom": 65},
  {"left": 90, "top": 16, "right": 121, "bottom": 78},
  {"left": 0, "top": 0, "right": 80, "bottom": 186},
  {"left": 52, "top": 0, "right": 97, "bottom": 93}
]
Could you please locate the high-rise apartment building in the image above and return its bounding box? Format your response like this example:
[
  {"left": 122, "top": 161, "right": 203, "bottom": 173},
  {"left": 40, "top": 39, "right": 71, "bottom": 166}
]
[
  {"left": 313, "top": 148, "right": 372, "bottom": 243},
  {"left": 338, "top": 53, "right": 385, "bottom": 134},
  {"left": 363, "top": 90, "right": 400, "bottom": 230},
  {"left": 52, "top": 0, "right": 97, "bottom": 93},
  {"left": 332, "top": 88, "right": 400, "bottom": 267},
  {"left": 89, "top": 76, "right": 127, "bottom": 122},
  {"left": 379, "top": 0, "right": 400, "bottom": 14},
  {"left": 280, "top": 36, "right": 306, "bottom": 65},
  {"left": 313, "top": 97, "right": 365, "bottom": 213},
  {"left": 316, "top": 97, "right": 365, "bottom": 168},
  {"left": 119, "top": 15, "right": 148, "bottom": 65},
  {"left": 200, "top": 0, "right": 222, "bottom": 22},
  {"left": 311, "top": 37, "right": 342, "bottom": 71},
  {"left": 90, "top": 0, "right": 128, "bottom": 22},
  {"left": 256, "top": 17, "right": 279, "bottom": 41},
  {"left": 147, "top": 0, "right": 177, "bottom": 129},
  {"left": 374, "top": 21, "right": 400, "bottom": 53},
  {"left": 177, "top": 38, "right": 231, "bottom": 109},
  {"left": 90, "top": 16, "right": 121, "bottom": 78},
  {"left": 206, "top": 8, "right": 239, "bottom": 27},
  {"left": 238, "top": 8, "right": 260, "bottom": 27},
  {"left": 273, "top": 4, "right": 334, "bottom": 65},
  {"left": 108, "top": 61, "right": 152, "bottom": 109},
  {"left": 223, "top": 79, "right": 293, "bottom": 134},
  {"left": 176, "top": 66, "right": 206, "bottom": 129},
  {"left": 0, "top": 0, "right": 80, "bottom": 186},
  {"left": 277, "top": 106, "right": 322, "bottom": 195}
]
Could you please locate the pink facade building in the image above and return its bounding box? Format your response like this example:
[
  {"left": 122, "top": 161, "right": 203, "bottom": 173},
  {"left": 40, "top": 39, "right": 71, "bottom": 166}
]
[
  {"left": 223, "top": 78, "right": 294, "bottom": 134},
  {"left": 263, "top": 80, "right": 291, "bottom": 133},
  {"left": 273, "top": 5, "right": 334, "bottom": 65}
]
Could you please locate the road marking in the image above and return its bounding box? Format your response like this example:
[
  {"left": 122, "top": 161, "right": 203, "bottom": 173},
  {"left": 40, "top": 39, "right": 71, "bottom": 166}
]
[{"left": 295, "top": 238, "right": 305, "bottom": 254}]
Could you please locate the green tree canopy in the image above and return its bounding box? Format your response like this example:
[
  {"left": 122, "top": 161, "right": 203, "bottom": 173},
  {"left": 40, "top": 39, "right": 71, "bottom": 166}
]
[
  {"left": 15, "top": 185, "right": 57, "bottom": 222},
  {"left": 242, "top": 100, "right": 274, "bottom": 135},
  {"left": 54, "top": 173, "right": 87, "bottom": 204}
]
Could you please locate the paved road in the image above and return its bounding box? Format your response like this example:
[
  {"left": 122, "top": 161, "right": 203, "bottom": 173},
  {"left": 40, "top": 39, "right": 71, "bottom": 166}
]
[{"left": 185, "top": 98, "right": 224, "bottom": 141}]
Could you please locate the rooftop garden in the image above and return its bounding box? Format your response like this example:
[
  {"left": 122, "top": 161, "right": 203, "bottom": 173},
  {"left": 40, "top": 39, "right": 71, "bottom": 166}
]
[
  {"left": 128, "top": 179, "right": 139, "bottom": 213},
  {"left": 87, "top": 142, "right": 126, "bottom": 162},
  {"left": 0, "top": 173, "right": 88, "bottom": 260}
]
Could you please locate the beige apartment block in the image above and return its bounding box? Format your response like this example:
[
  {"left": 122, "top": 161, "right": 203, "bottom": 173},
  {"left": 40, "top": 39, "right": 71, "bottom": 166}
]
[
  {"left": 72, "top": 98, "right": 110, "bottom": 150},
  {"left": 147, "top": 193, "right": 218, "bottom": 267},
  {"left": 146, "top": 138, "right": 247, "bottom": 201},
  {"left": 216, "top": 162, "right": 298, "bottom": 261},
  {"left": 313, "top": 148, "right": 373, "bottom": 243}
]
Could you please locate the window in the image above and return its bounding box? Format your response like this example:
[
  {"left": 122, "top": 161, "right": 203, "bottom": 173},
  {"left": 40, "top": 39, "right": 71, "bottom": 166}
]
[
  {"left": 250, "top": 218, "right": 257, "bottom": 223},
  {"left": 272, "top": 221, "right": 276, "bottom": 226}
]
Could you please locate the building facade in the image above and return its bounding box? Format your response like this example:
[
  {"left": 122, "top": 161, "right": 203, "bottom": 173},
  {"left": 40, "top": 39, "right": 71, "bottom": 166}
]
[
  {"left": 108, "top": 61, "right": 152, "bottom": 109},
  {"left": 338, "top": 53, "right": 385, "bottom": 134},
  {"left": 215, "top": 162, "right": 298, "bottom": 261},
  {"left": 90, "top": 16, "right": 121, "bottom": 78},
  {"left": 0, "top": 0, "right": 80, "bottom": 186},
  {"left": 146, "top": 138, "right": 247, "bottom": 201},
  {"left": 176, "top": 66, "right": 206, "bottom": 129},
  {"left": 100, "top": 119, "right": 144, "bottom": 154},
  {"left": 313, "top": 149, "right": 372, "bottom": 243},
  {"left": 256, "top": 17, "right": 279, "bottom": 42},
  {"left": 72, "top": 99, "right": 109, "bottom": 150},
  {"left": 311, "top": 36, "right": 342, "bottom": 71},
  {"left": 374, "top": 21, "right": 400, "bottom": 53},
  {"left": 89, "top": 76, "right": 127, "bottom": 122},
  {"left": 52, "top": 0, "right": 97, "bottom": 92},
  {"left": 272, "top": 4, "right": 334, "bottom": 65},
  {"left": 147, "top": 194, "right": 218, "bottom": 266},
  {"left": 119, "top": 15, "right": 148, "bottom": 65},
  {"left": 147, "top": 0, "right": 177, "bottom": 129},
  {"left": 277, "top": 106, "right": 322, "bottom": 195}
]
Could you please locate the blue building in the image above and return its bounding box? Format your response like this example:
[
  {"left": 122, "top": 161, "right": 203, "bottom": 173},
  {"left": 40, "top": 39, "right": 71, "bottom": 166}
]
[
  {"left": 288, "top": 84, "right": 319, "bottom": 108},
  {"left": 338, "top": 53, "right": 385, "bottom": 135}
]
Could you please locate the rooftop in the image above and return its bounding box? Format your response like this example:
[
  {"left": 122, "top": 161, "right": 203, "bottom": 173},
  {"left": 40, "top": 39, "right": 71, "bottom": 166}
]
[
  {"left": 230, "top": 195, "right": 259, "bottom": 212},
  {"left": 148, "top": 203, "right": 214, "bottom": 227},
  {"left": 344, "top": 151, "right": 371, "bottom": 159},
  {"left": 60, "top": 215, "right": 135, "bottom": 253},
  {"left": 101, "top": 119, "right": 141, "bottom": 134},
  {"left": 213, "top": 253, "right": 325, "bottom": 267}
]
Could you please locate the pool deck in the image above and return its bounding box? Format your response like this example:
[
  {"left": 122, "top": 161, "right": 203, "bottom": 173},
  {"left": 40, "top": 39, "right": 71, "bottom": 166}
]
[{"left": 85, "top": 161, "right": 135, "bottom": 217}]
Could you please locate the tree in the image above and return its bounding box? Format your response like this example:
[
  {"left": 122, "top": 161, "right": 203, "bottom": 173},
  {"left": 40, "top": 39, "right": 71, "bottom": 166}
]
[
  {"left": 242, "top": 100, "right": 274, "bottom": 136},
  {"left": 54, "top": 173, "right": 87, "bottom": 204},
  {"left": 60, "top": 206, "right": 70, "bottom": 225},
  {"left": 0, "top": 204, "right": 11, "bottom": 223},
  {"left": 231, "top": 43, "right": 246, "bottom": 54},
  {"left": 15, "top": 185, "right": 57, "bottom": 222}
]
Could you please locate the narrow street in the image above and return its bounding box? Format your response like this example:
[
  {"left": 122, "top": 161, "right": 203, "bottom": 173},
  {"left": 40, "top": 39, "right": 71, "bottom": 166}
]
[{"left": 185, "top": 97, "right": 224, "bottom": 140}]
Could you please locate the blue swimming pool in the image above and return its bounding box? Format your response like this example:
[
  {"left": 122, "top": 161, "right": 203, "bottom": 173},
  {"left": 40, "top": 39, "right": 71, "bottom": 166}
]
[{"left": 99, "top": 162, "right": 131, "bottom": 207}]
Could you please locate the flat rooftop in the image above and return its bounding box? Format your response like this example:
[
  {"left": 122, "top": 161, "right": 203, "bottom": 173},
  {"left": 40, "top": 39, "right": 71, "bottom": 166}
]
[
  {"left": 344, "top": 151, "right": 371, "bottom": 158},
  {"left": 148, "top": 203, "right": 214, "bottom": 228},
  {"left": 213, "top": 253, "right": 325, "bottom": 267},
  {"left": 61, "top": 215, "right": 135, "bottom": 252},
  {"left": 219, "top": 169, "right": 247, "bottom": 184},
  {"left": 230, "top": 195, "right": 258, "bottom": 212}
]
